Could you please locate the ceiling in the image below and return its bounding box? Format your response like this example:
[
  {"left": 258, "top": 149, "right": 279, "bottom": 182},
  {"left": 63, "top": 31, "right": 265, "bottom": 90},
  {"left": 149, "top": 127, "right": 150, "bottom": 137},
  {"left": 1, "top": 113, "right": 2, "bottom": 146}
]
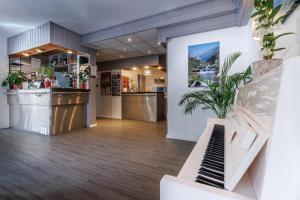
[
  {"left": 87, "top": 29, "right": 166, "bottom": 62},
  {"left": 0, "top": 0, "right": 205, "bottom": 36}
]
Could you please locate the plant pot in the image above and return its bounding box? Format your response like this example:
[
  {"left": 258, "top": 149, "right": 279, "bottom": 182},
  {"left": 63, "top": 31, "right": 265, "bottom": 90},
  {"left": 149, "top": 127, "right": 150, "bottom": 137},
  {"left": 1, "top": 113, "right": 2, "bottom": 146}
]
[
  {"left": 13, "top": 83, "right": 22, "bottom": 90},
  {"left": 44, "top": 80, "right": 51, "bottom": 88},
  {"left": 80, "top": 83, "right": 86, "bottom": 89},
  {"left": 252, "top": 59, "right": 283, "bottom": 78}
]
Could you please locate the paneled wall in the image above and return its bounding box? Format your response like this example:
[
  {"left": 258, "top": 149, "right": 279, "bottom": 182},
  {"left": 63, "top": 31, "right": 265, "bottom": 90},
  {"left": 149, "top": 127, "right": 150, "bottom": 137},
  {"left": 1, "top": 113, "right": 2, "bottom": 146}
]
[
  {"left": 8, "top": 23, "right": 51, "bottom": 55},
  {"left": 0, "top": 33, "right": 9, "bottom": 128},
  {"left": 7, "top": 22, "right": 90, "bottom": 55}
]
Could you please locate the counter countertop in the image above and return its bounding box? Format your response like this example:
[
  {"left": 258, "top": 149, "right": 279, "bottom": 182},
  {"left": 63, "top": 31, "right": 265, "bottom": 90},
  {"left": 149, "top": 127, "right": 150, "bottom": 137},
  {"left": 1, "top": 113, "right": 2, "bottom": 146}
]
[
  {"left": 7, "top": 88, "right": 90, "bottom": 94},
  {"left": 122, "top": 92, "right": 165, "bottom": 95}
]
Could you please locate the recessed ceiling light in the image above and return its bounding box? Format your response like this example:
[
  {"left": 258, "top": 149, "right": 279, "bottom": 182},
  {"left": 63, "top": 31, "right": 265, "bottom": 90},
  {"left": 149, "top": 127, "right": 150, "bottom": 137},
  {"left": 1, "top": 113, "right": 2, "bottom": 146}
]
[
  {"left": 36, "top": 49, "right": 43, "bottom": 53},
  {"left": 67, "top": 50, "right": 73, "bottom": 54},
  {"left": 148, "top": 50, "right": 151, "bottom": 54},
  {"left": 144, "top": 69, "right": 152, "bottom": 76},
  {"left": 22, "top": 52, "right": 30, "bottom": 57},
  {"left": 127, "top": 37, "right": 132, "bottom": 42},
  {"left": 144, "top": 66, "right": 149, "bottom": 69},
  {"left": 157, "top": 42, "right": 161, "bottom": 46},
  {"left": 132, "top": 67, "right": 137, "bottom": 70}
]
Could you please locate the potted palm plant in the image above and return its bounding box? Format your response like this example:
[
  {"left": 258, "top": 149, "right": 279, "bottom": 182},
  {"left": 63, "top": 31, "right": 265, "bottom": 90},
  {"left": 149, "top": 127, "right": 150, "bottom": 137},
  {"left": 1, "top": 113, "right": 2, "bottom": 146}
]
[
  {"left": 2, "top": 71, "right": 27, "bottom": 90},
  {"left": 179, "top": 52, "right": 251, "bottom": 118},
  {"left": 39, "top": 66, "right": 53, "bottom": 88},
  {"left": 251, "top": 0, "right": 293, "bottom": 77}
]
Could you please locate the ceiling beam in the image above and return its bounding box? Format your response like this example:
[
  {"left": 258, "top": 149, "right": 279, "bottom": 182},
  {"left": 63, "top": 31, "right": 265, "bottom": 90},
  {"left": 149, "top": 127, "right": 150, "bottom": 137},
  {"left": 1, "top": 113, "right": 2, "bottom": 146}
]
[
  {"left": 81, "top": 0, "right": 238, "bottom": 45},
  {"left": 158, "top": 13, "right": 238, "bottom": 42},
  {"left": 237, "top": 0, "right": 254, "bottom": 26}
]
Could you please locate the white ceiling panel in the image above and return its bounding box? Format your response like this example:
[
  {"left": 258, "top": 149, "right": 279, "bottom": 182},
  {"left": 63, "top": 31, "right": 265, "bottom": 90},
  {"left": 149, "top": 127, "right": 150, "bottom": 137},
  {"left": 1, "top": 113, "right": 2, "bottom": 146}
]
[
  {"left": 135, "top": 29, "right": 158, "bottom": 41},
  {"left": 129, "top": 42, "right": 152, "bottom": 51},
  {"left": 117, "top": 34, "right": 143, "bottom": 45},
  {"left": 95, "top": 29, "right": 166, "bottom": 62},
  {"left": 147, "top": 40, "right": 162, "bottom": 49},
  {"left": 99, "top": 39, "right": 126, "bottom": 48}
]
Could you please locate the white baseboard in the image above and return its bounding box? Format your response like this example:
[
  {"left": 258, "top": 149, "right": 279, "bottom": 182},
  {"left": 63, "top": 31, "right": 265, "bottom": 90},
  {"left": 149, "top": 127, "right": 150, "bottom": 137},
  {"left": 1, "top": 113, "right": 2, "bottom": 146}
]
[
  {"left": 88, "top": 123, "right": 97, "bottom": 128},
  {"left": 166, "top": 134, "right": 198, "bottom": 142}
]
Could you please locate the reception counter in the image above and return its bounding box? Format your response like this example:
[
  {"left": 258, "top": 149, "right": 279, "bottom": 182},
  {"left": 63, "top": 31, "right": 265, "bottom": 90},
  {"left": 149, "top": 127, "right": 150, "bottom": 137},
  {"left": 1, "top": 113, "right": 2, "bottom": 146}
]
[
  {"left": 7, "top": 88, "right": 90, "bottom": 135},
  {"left": 122, "top": 92, "right": 164, "bottom": 122}
]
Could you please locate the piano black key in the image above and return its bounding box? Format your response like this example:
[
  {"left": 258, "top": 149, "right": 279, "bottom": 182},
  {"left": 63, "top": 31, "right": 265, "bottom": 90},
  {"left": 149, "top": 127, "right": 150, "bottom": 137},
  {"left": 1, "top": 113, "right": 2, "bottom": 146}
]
[
  {"left": 203, "top": 155, "right": 224, "bottom": 163},
  {"left": 195, "top": 178, "right": 224, "bottom": 189},
  {"left": 200, "top": 167, "right": 224, "bottom": 176},
  {"left": 202, "top": 157, "right": 224, "bottom": 165},
  {"left": 198, "top": 168, "right": 224, "bottom": 182},
  {"left": 200, "top": 165, "right": 224, "bottom": 175},
  {"left": 204, "top": 153, "right": 224, "bottom": 160},
  {"left": 206, "top": 148, "right": 224, "bottom": 154},
  {"left": 201, "top": 163, "right": 223, "bottom": 173},
  {"left": 196, "top": 175, "right": 224, "bottom": 188}
]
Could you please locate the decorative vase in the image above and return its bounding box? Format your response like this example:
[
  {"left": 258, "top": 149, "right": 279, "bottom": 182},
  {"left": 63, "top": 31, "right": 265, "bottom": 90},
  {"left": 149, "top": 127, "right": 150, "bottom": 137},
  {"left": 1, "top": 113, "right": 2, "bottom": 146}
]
[
  {"left": 80, "top": 83, "right": 86, "bottom": 89},
  {"left": 252, "top": 59, "right": 283, "bottom": 78}
]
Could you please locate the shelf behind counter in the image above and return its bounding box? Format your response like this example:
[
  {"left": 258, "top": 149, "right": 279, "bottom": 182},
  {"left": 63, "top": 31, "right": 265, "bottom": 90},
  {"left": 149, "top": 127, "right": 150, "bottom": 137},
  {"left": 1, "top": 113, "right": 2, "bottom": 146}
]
[{"left": 7, "top": 88, "right": 90, "bottom": 135}]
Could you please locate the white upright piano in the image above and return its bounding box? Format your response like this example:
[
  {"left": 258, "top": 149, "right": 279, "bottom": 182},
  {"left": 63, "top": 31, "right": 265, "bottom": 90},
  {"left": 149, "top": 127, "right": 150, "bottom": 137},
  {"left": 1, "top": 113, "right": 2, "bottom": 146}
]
[{"left": 161, "top": 57, "right": 300, "bottom": 200}]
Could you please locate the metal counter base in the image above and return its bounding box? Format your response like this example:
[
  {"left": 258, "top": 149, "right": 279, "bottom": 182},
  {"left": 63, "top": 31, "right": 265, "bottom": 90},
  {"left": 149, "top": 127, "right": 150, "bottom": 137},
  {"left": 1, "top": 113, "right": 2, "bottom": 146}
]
[
  {"left": 7, "top": 88, "right": 89, "bottom": 136},
  {"left": 122, "top": 92, "right": 164, "bottom": 122}
]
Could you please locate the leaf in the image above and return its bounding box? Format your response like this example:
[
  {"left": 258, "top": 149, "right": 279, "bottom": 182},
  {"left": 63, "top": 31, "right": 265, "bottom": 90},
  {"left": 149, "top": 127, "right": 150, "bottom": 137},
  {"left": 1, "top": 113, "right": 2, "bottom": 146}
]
[
  {"left": 274, "top": 48, "right": 286, "bottom": 51},
  {"left": 251, "top": 10, "right": 265, "bottom": 18},
  {"left": 266, "top": 0, "right": 274, "bottom": 9},
  {"left": 270, "top": 5, "right": 281, "bottom": 19},
  {"left": 274, "top": 16, "right": 284, "bottom": 24},
  {"left": 275, "top": 32, "right": 294, "bottom": 40},
  {"left": 220, "top": 52, "right": 241, "bottom": 84}
]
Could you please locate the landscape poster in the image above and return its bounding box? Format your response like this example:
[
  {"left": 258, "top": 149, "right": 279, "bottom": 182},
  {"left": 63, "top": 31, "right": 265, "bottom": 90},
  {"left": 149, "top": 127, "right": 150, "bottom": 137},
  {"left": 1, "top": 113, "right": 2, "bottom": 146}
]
[{"left": 188, "top": 42, "right": 220, "bottom": 88}]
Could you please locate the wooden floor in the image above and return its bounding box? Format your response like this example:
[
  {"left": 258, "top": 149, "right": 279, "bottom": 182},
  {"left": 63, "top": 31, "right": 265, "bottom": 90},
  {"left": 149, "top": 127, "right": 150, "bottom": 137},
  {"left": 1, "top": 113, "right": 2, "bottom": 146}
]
[{"left": 0, "top": 119, "right": 195, "bottom": 200}]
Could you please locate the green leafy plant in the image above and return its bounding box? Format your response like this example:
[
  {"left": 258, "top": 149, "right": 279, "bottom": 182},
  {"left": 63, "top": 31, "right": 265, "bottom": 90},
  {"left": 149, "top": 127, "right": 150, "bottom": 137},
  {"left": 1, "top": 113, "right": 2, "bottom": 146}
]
[
  {"left": 252, "top": 0, "right": 294, "bottom": 59},
  {"left": 2, "top": 71, "right": 27, "bottom": 89},
  {"left": 39, "top": 66, "right": 53, "bottom": 79},
  {"left": 78, "top": 66, "right": 91, "bottom": 84},
  {"left": 178, "top": 52, "right": 251, "bottom": 118}
]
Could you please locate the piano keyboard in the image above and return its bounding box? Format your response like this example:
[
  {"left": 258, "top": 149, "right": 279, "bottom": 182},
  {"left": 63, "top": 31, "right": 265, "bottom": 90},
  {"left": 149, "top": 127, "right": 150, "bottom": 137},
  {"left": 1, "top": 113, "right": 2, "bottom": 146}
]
[{"left": 196, "top": 124, "right": 225, "bottom": 189}]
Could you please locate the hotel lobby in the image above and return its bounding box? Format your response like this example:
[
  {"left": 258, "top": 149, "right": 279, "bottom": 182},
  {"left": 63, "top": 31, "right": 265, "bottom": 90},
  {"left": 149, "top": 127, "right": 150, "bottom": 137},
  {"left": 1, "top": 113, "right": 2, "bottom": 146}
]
[{"left": 0, "top": 0, "right": 299, "bottom": 199}]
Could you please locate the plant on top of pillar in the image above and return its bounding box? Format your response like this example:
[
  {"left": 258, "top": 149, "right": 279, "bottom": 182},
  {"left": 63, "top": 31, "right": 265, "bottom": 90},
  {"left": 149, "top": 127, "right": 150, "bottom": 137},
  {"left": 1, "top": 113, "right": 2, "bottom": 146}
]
[{"left": 251, "top": 0, "right": 293, "bottom": 60}]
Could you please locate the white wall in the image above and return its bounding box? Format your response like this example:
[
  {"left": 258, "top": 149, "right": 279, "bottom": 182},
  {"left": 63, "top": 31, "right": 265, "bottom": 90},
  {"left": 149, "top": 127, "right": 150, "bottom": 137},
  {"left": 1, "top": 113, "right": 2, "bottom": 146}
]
[
  {"left": 97, "top": 70, "right": 122, "bottom": 119},
  {"left": 0, "top": 33, "right": 9, "bottom": 129},
  {"left": 167, "top": 23, "right": 259, "bottom": 141}
]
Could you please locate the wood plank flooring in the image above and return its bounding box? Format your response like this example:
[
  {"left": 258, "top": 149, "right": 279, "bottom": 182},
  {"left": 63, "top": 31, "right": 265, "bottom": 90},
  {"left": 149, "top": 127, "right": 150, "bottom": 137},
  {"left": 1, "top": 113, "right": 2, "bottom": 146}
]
[{"left": 0, "top": 119, "right": 195, "bottom": 200}]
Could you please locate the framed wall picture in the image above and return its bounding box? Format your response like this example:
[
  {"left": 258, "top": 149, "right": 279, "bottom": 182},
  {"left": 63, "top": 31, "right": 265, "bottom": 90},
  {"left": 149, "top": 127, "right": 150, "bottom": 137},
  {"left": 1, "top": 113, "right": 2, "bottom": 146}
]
[{"left": 188, "top": 41, "right": 220, "bottom": 88}]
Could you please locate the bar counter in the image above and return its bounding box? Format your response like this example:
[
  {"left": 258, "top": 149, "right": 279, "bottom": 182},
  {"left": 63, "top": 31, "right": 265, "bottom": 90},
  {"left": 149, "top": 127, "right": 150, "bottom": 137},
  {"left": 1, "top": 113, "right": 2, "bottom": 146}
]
[
  {"left": 122, "top": 92, "right": 164, "bottom": 122},
  {"left": 7, "top": 88, "right": 90, "bottom": 135}
]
